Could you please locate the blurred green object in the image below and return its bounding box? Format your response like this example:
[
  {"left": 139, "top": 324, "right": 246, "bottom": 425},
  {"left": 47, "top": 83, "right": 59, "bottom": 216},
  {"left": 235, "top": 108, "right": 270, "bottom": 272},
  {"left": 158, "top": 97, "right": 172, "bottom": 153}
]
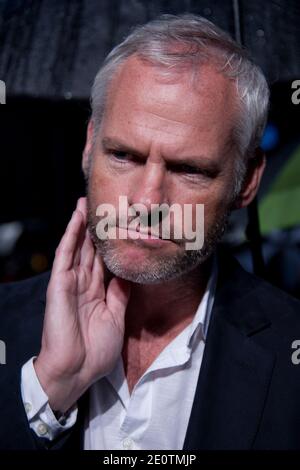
[{"left": 259, "top": 144, "right": 300, "bottom": 234}]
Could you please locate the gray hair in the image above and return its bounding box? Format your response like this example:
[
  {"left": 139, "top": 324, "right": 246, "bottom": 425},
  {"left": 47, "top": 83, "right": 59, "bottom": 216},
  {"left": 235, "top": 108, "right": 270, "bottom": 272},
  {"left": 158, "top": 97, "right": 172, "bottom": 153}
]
[{"left": 90, "top": 14, "right": 270, "bottom": 195}]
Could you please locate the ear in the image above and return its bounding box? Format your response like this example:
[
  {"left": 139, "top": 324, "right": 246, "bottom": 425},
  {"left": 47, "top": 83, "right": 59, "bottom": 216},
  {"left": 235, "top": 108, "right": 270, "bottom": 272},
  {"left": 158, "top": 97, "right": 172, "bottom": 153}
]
[
  {"left": 233, "top": 147, "right": 266, "bottom": 210},
  {"left": 82, "top": 119, "right": 95, "bottom": 177}
]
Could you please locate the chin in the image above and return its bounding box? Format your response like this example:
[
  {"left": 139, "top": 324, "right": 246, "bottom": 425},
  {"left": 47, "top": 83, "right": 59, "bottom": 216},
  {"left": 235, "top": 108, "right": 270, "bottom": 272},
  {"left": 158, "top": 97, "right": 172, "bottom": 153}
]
[
  {"left": 104, "top": 262, "right": 186, "bottom": 285},
  {"left": 100, "top": 241, "right": 205, "bottom": 285}
]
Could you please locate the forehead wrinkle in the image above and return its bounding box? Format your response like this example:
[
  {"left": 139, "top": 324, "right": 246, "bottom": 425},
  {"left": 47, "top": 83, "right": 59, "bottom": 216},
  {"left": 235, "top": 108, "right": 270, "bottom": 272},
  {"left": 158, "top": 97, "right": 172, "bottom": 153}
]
[
  {"left": 141, "top": 109, "right": 200, "bottom": 130},
  {"left": 134, "top": 120, "right": 193, "bottom": 138}
]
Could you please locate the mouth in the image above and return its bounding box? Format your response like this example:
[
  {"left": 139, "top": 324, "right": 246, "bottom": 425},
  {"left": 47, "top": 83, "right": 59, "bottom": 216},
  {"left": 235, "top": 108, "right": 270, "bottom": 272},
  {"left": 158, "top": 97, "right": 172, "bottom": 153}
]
[
  {"left": 135, "top": 227, "right": 164, "bottom": 239},
  {"left": 116, "top": 226, "right": 173, "bottom": 245}
]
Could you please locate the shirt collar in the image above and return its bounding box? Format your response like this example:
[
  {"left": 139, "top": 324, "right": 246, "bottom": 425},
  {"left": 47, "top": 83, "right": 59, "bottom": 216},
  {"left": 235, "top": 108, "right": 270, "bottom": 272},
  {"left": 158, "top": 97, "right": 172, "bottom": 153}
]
[{"left": 187, "top": 253, "right": 218, "bottom": 348}]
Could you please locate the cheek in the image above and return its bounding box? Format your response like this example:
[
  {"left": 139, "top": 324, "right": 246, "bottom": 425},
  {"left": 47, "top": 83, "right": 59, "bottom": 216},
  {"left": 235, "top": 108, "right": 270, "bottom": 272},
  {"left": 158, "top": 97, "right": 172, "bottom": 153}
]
[
  {"left": 185, "top": 183, "right": 231, "bottom": 230},
  {"left": 88, "top": 164, "right": 132, "bottom": 208},
  {"left": 203, "top": 190, "right": 232, "bottom": 233}
]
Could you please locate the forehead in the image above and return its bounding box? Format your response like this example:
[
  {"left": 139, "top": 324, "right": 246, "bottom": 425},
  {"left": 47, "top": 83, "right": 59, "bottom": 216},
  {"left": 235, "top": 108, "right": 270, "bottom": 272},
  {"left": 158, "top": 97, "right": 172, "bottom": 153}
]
[{"left": 100, "top": 56, "right": 237, "bottom": 156}]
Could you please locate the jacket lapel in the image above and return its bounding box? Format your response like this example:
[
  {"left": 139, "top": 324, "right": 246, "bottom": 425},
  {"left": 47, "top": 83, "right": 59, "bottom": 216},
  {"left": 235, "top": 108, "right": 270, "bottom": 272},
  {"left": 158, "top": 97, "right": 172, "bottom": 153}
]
[{"left": 184, "top": 251, "right": 276, "bottom": 450}]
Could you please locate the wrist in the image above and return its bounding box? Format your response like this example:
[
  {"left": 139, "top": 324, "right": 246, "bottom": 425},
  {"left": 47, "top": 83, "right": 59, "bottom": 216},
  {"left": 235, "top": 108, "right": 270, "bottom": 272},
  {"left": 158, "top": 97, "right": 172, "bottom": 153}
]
[{"left": 33, "top": 356, "right": 87, "bottom": 413}]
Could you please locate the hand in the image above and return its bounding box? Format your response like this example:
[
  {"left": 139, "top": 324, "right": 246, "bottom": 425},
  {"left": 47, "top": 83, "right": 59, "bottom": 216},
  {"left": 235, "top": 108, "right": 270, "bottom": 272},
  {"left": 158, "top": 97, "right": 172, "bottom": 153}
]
[{"left": 34, "top": 198, "right": 131, "bottom": 413}]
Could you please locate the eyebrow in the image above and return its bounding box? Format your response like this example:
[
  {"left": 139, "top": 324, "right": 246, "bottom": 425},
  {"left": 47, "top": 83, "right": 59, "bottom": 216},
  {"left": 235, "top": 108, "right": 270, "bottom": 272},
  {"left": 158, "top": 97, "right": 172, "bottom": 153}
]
[
  {"left": 101, "top": 136, "right": 221, "bottom": 174},
  {"left": 101, "top": 137, "right": 146, "bottom": 159}
]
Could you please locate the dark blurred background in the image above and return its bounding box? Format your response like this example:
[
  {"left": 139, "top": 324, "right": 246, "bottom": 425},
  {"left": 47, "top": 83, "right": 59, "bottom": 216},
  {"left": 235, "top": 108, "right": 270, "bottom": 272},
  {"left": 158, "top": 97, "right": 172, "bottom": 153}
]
[{"left": 0, "top": 0, "right": 300, "bottom": 298}]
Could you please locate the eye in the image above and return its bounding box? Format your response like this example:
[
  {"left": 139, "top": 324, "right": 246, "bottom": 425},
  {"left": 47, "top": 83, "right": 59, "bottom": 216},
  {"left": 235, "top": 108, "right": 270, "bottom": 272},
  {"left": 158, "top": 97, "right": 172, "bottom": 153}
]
[
  {"left": 178, "top": 164, "right": 201, "bottom": 174},
  {"left": 170, "top": 163, "right": 203, "bottom": 175},
  {"left": 107, "top": 150, "right": 134, "bottom": 166},
  {"left": 111, "top": 150, "right": 131, "bottom": 161},
  {"left": 108, "top": 150, "right": 144, "bottom": 169}
]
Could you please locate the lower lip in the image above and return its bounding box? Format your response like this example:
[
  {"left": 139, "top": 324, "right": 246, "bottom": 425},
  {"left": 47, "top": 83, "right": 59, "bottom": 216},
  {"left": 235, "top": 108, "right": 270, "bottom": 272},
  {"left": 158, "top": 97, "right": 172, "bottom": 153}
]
[{"left": 118, "top": 227, "right": 171, "bottom": 245}]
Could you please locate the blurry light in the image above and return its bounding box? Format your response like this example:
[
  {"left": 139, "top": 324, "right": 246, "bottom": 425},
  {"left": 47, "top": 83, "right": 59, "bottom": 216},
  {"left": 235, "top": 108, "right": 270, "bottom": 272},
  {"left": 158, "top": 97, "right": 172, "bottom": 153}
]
[
  {"left": 261, "top": 123, "right": 280, "bottom": 151},
  {"left": 256, "top": 29, "right": 265, "bottom": 37},
  {"left": 30, "top": 253, "right": 48, "bottom": 273},
  {"left": 0, "top": 222, "right": 23, "bottom": 256}
]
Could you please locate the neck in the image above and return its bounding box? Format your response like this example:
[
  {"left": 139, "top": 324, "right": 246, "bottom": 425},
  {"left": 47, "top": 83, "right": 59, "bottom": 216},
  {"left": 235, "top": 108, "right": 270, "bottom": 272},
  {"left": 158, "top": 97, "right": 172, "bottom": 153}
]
[
  {"left": 126, "top": 256, "right": 212, "bottom": 336},
  {"left": 123, "top": 255, "right": 211, "bottom": 369},
  {"left": 122, "top": 259, "right": 211, "bottom": 392},
  {"left": 122, "top": 256, "right": 213, "bottom": 391}
]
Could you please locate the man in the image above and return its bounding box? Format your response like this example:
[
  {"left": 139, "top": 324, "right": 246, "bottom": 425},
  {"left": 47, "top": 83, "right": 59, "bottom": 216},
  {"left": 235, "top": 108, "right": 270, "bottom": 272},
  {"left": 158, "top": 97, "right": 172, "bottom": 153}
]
[{"left": 1, "top": 14, "right": 300, "bottom": 450}]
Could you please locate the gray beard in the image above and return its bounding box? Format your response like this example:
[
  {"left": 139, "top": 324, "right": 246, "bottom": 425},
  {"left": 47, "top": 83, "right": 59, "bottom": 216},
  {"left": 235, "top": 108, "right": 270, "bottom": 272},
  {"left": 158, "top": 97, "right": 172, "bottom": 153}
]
[{"left": 87, "top": 196, "right": 230, "bottom": 285}]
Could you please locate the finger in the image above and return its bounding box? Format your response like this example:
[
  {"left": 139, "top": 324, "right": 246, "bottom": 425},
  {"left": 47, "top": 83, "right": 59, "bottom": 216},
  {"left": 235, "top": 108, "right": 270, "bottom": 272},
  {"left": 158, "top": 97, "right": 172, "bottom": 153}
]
[
  {"left": 106, "top": 277, "right": 131, "bottom": 323},
  {"left": 80, "top": 228, "right": 95, "bottom": 270},
  {"left": 52, "top": 209, "right": 84, "bottom": 275},
  {"left": 73, "top": 242, "right": 82, "bottom": 267},
  {"left": 92, "top": 250, "right": 114, "bottom": 289},
  {"left": 77, "top": 197, "right": 87, "bottom": 225},
  {"left": 54, "top": 198, "right": 86, "bottom": 271},
  {"left": 90, "top": 253, "right": 106, "bottom": 299},
  {"left": 91, "top": 252, "right": 105, "bottom": 284},
  {"left": 73, "top": 218, "right": 87, "bottom": 267}
]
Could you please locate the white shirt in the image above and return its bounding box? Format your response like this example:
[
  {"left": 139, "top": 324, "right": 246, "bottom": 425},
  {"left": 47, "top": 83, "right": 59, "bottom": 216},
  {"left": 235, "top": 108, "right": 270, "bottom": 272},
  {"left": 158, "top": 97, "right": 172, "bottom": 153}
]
[{"left": 21, "top": 259, "right": 217, "bottom": 449}]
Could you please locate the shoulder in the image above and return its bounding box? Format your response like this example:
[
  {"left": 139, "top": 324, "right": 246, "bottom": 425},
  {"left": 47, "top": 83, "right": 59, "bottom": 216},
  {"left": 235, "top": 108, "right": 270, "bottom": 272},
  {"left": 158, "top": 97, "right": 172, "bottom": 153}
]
[
  {"left": 216, "top": 248, "right": 300, "bottom": 333},
  {"left": 0, "top": 272, "right": 51, "bottom": 361},
  {"left": 0, "top": 271, "right": 50, "bottom": 313}
]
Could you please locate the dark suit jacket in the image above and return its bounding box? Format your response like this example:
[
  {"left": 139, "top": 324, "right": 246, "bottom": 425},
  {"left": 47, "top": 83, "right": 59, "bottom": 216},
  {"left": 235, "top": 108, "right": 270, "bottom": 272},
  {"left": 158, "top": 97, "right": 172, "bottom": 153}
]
[{"left": 1, "top": 250, "right": 300, "bottom": 450}]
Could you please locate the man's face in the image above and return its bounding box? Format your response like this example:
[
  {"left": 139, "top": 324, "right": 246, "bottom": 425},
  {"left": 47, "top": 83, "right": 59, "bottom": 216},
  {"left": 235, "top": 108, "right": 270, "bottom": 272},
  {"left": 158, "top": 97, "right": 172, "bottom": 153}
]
[{"left": 85, "top": 56, "right": 239, "bottom": 283}]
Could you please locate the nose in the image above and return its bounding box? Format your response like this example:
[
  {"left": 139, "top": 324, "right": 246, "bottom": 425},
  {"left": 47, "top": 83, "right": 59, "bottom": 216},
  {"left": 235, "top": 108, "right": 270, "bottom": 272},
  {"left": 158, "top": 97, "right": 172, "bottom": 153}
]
[{"left": 129, "top": 160, "right": 168, "bottom": 211}]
